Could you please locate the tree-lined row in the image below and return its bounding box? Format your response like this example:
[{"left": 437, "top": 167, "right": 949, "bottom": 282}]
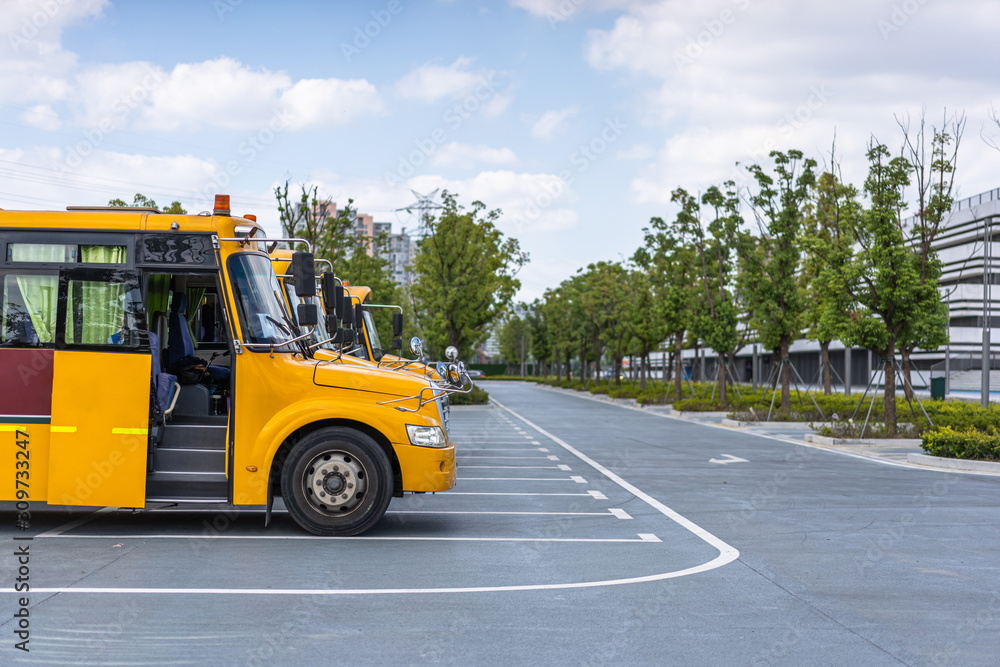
[
  {"left": 276, "top": 185, "right": 527, "bottom": 362},
  {"left": 516, "top": 112, "right": 965, "bottom": 431}
]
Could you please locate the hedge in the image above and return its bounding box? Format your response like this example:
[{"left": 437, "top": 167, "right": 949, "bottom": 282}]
[
  {"left": 449, "top": 385, "right": 490, "bottom": 405},
  {"left": 921, "top": 427, "right": 1000, "bottom": 461}
]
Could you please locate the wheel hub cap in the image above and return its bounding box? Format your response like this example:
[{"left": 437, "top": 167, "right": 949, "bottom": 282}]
[{"left": 303, "top": 452, "right": 367, "bottom": 515}]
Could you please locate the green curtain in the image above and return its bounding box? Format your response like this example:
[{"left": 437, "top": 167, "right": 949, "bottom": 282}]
[
  {"left": 11, "top": 245, "right": 63, "bottom": 344},
  {"left": 186, "top": 287, "right": 206, "bottom": 343},
  {"left": 66, "top": 280, "right": 127, "bottom": 345},
  {"left": 80, "top": 245, "right": 125, "bottom": 264},
  {"left": 147, "top": 275, "right": 170, "bottom": 317}
]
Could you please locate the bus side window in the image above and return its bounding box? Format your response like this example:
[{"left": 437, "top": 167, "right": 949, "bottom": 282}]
[
  {"left": 1, "top": 273, "right": 57, "bottom": 346},
  {"left": 61, "top": 270, "right": 144, "bottom": 348}
]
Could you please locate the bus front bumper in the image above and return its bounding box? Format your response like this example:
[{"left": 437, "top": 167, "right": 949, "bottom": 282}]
[{"left": 394, "top": 442, "right": 456, "bottom": 492}]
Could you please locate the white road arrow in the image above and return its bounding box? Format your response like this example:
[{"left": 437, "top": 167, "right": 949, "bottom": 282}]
[{"left": 709, "top": 454, "right": 749, "bottom": 464}]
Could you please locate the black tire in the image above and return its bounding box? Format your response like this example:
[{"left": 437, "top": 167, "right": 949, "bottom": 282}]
[{"left": 280, "top": 427, "right": 393, "bottom": 536}]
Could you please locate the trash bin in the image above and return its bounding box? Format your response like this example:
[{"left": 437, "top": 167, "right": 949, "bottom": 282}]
[{"left": 930, "top": 376, "right": 946, "bottom": 400}]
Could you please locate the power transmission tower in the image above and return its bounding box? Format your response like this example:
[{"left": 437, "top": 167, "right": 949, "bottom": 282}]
[{"left": 395, "top": 189, "right": 443, "bottom": 238}]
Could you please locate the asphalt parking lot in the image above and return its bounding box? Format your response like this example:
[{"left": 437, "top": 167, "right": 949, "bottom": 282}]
[{"left": 3, "top": 381, "right": 1000, "bottom": 665}]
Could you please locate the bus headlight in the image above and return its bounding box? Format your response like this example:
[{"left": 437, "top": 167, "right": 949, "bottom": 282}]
[{"left": 406, "top": 425, "right": 447, "bottom": 448}]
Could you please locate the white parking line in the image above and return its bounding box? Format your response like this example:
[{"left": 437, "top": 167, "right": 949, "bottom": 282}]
[
  {"left": 34, "top": 534, "right": 657, "bottom": 543},
  {"left": 386, "top": 509, "right": 632, "bottom": 519},
  {"left": 609, "top": 508, "right": 633, "bottom": 520},
  {"left": 442, "top": 492, "right": 599, "bottom": 497},
  {"left": 459, "top": 465, "right": 565, "bottom": 470},
  {"left": 36, "top": 507, "right": 115, "bottom": 538},
  {"left": 587, "top": 490, "right": 608, "bottom": 500},
  {"left": 557, "top": 464, "right": 572, "bottom": 471},
  {"left": 457, "top": 455, "right": 554, "bottom": 460},
  {"left": 465, "top": 448, "right": 547, "bottom": 451},
  {"left": 491, "top": 398, "right": 739, "bottom": 570},
  {"left": 458, "top": 477, "right": 585, "bottom": 482}
]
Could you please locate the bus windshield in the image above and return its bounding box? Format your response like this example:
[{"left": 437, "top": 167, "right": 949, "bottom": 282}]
[
  {"left": 363, "top": 309, "right": 384, "bottom": 361},
  {"left": 228, "top": 253, "right": 299, "bottom": 350}
]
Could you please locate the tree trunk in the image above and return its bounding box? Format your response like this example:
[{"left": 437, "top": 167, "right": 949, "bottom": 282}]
[
  {"left": 555, "top": 350, "right": 561, "bottom": 381},
  {"left": 820, "top": 340, "right": 831, "bottom": 395},
  {"left": 901, "top": 352, "right": 913, "bottom": 401},
  {"left": 674, "top": 332, "right": 684, "bottom": 401},
  {"left": 693, "top": 343, "right": 700, "bottom": 382},
  {"left": 640, "top": 352, "right": 648, "bottom": 391},
  {"left": 717, "top": 353, "right": 728, "bottom": 408},
  {"left": 780, "top": 337, "right": 791, "bottom": 411},
  {"left": 884, "top": 343, "right": 897, "bottom": 432},
  {"left": 614, "top": 357, "right": 622, "bottom": 387}
]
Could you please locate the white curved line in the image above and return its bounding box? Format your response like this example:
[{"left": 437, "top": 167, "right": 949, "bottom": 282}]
[{"left": 11, "top": 399, "right": 740, "bottom": 597}]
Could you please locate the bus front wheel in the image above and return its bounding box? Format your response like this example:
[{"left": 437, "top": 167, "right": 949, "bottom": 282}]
[{"left": 281, "top": 427, "right": 393, "bottom": 536}]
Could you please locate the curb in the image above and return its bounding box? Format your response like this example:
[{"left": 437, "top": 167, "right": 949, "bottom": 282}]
[
  {"left": 907, "top": 453, "right": 1000, "bottom": 472},
  {"left": 805, "top": 434, "right": 922, "bottom": 446},
  {"left": 721, "top": 419, "right": 817, "bottom": 429}
]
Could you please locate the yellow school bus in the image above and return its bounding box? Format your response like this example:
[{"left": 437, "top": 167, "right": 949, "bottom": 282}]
[
  {"left": 0, "top": 196, "right": 454, "bottom": 535},
  {"left": 269, "top": 250, "right": 467, "bottom": 432}
]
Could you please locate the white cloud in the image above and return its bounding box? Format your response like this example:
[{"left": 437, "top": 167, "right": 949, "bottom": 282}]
[
  {"left": 19, "top": 103, "right": 61, "bottom": 131},
  {"left": 395, "top": 57, "right": 489, "bottom": 103},
  {"left": 430, "top": 142, "right": 518, "bottom": 169},
  {"left": 280, "top": 77, "right": 383, "bottom": 129},
  {"left": 65, "top": 57, "right": 383, "bottom": 132},
  {"left": 0, "top": 145, "right": 225, "bottom": 212},
  {"left": 583, "top": 0, "right": 1000, "bottom": 208},
  {"left": 526, "top": 106, "right": 579, "bottom": 140},
  {"left": 615, "top": 143, "right": 653, "bottom": 161},
  {"left": 0, "top": 0, "right": 106, "bottom": 104}
]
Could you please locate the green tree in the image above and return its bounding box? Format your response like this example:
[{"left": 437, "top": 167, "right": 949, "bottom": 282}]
[
  {"left": 741, "top": 149, "right": 817, "bottom": 411},
  {"left": 895, "top": 110, "right": 964, "bottom": 397},
  {"left": 673, "top": 183, "right": 744, "bottom": 408},
  {"left": 527, "top": 300, "right": 550, "bottom": 376},
  {"left": 636, "top": 220, "right": 697, "bottom": 400},
  {"left": 801, "top": 169, "right": 860, "bottom": 394},
  {"left": 108, "top": 194, "right": 186, "bottom": 213},
  {"left": 499, "top": 311, "right": 531, "bottom": 374},
  {"left": 624, "top": 269, "right": 668, "bottom": 391},
  {"left": 580, "top": 261, "right": 629, "bottom": 385},
  {"left": 822, "top": 141, "right": 934, "bottom": 431},
  {"left": 410, "top": 192, "right": 528, "bottom": 359},
  {"left": 274, "top": 181, "right": 355, "bottom": 263}
]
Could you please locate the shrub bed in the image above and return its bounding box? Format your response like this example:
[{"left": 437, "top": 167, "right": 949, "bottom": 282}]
[
  {"left": 449, "top": 385, "right": 490, "bottom": 405},
  {"left": 921, "top": 427, "right": 1000, "bottom": 461}
]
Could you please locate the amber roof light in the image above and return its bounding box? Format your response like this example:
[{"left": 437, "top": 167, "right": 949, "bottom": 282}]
[{"left": 214, "top": 194, "right": 231, "bottom": 216}]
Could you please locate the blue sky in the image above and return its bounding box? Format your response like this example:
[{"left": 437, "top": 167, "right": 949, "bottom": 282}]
[{"left": 3, "top": 0, "right": 1000, "bottom": 301}]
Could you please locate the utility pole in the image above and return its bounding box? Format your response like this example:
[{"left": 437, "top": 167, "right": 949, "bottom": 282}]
[
  {"left": 844, "top": 346, "right": 852, "bottom": 395},
  {"left": 983, "top": 217, "right": 992, "bottom": 407},
  {"left": 520, "top": 334, "right": 525, "bottom": 377},
  {"left": 395, "top": 189, "right": 443, "bottom": 239}
]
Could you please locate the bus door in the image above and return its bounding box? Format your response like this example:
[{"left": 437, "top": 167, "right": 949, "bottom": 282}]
[{"left": 47, "top": 267, "right": 152, "bottom": 507}]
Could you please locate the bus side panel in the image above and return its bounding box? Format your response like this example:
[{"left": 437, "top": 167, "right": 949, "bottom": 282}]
[
  {"left": 0, "top": 349, "right": 54, "bottom": 501},
  {"left": 47, "top": 351, "right": 151, "bottom": 507}
]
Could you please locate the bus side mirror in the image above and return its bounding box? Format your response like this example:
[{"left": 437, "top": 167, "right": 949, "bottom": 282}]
[
  {"left": 290, "top": 252, "right": 316, "bottom": 297},
  {"left": 297, "top": 303, "right": 318, "bottom": 327},
  {"left": 392, "top": 312, "right": 403, "bottom": 337},
  {"left": 321, "top": 273, "right": 337, "bottom": 313},
  {"left": 340, "top": 295, "right": 354, "bottom": 325},
  {"left": 354, "top": 303, "right": 364, "bottom": 331},
  {"left": 334, "top": 328, "right": 355, "bottom": 344},
  {"left": 332, "top": 285, "right": 345, "bottom": 319}
]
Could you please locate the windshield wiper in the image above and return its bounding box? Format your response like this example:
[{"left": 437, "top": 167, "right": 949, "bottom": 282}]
[{"left": 265, "top": 314, "right": 292, "bottom": 336}]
